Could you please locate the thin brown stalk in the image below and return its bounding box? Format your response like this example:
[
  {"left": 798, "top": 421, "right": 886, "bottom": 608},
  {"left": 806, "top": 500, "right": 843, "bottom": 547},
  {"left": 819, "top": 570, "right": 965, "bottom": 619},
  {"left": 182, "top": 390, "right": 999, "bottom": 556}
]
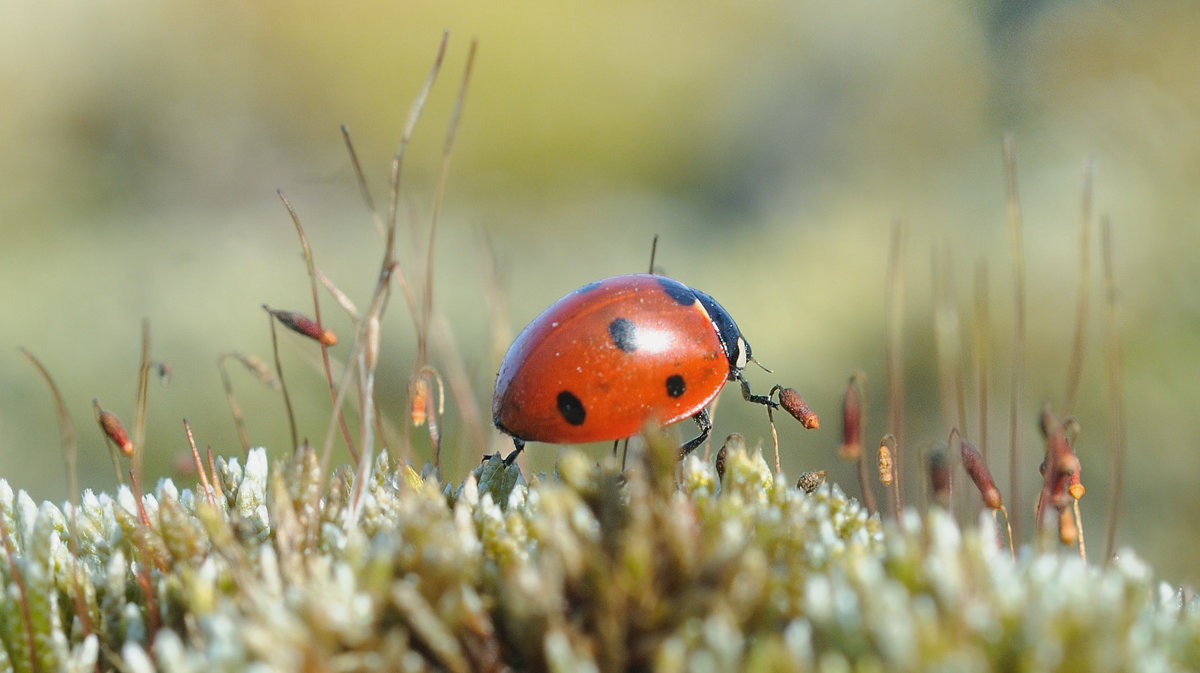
[
  {"left": 974, "top": 262, "right": 990, "bottom": 462},
  {"left": 884, "top": 220, "right": 906, "bottom": 506},
  {"left": 1074, "top": 498, "right": 1088, "bottom": 563},
  {"left": 342, "top": 33, "right": 448, "bottom": 467},
  {"left": 387, "top": 30, "right": 451, "bottom": 240},
  {"left": 217, "top": 352, "right": 280, "bottom": 454},
  {"left": 767, "top": 403, "right": 781, "bottom": 474},
  {"left": 481, "top": 229, "right": 513, "bottom": 367},
  {"left": 1002, "top": 134, "right": 1026, "bottom": 541},
  {"left": 319, "top": 263, "right": 395, "bottom": 480},
  {"left": 996, "top": 507, "right": 1015, "bottom": 559},
  {"left": 1101, "top": 218, "right": 1126, "bottom": 561},
  {"left": 18, "top": 347, "right": 92, "bottom": 636},
  {"left": 126, "top": 476, "right": 161, "bottom": 644},
  {"left": 315, "top": 264, "right": 361, "bottom": 321},
  {"left": 431, "top": 313, "right": 488, "bottom": 452},
  {"left": 19, "top": 349, "right": 79, "bottom": 497},
  {"left": 266, "top": 310, "right": 299, "bottom": 451},
  {"left": 933, "top": 247, "right": 970, "bottom": 515},
  {"left": 933, "top": 245, "right": 968, "bottom": 438},
  {"left": 131, "top": 319, "right": 151, "bottom": 487},
  {"left": 1063, "top": 159, "right": 1095, "bottom": 415},
  {"left": 206, "top": 447, "right": 223, "bottom": 500},
  {"left": 348, "top": 314, "right": 382, "bottom": 524},
  {"left": 842, "top": 373, "right": 876, "bottom": 514},
  {"left": 277, "top": 191, "right": 359, "bottom": 463},
  {"left": 417, "top": 42, "right": 477, "bottom": 358},
  {"left": 183, "top": 419, "right": 216, "bottom": 508},
  {"left": 945, "top": 428, "right": 962, "bottom": 510},
  {"left": 421, "top": 38, "right": 477, "bottom": 338},
  {"left": 416, "top": 39, "right": 477, "bottom": 476},
  {"left": 340, "top": 123, "right": 383, "bottom": 239},
  {"left": 129, "top": 469, "right": 151, "bottom": 528},
  {"left": 217, "top": 355, "right": 251, "bottom": 454}
]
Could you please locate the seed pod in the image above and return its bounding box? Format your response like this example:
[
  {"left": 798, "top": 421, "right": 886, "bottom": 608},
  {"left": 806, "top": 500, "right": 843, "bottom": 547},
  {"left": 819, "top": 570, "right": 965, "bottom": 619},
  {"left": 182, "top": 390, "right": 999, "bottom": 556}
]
[
  {"left": 778, "top": 388, "right": 819, "bottom": 429},
  {"left": 409, "top": 376, "right": 430, "bottom": 428},
  {"left": 877, "top": 435, "right": 894, "bottom": 488},
  {"left": 265, "top": 306, "right": 338, "bottom": 346},
  {"left": 1058, "top": 506, "right": 1078, "bottom": 546},
  {"left": 927, "top": 445, "right": 950, "bottom": 507},
  {"left": 838, "top": 377, "right": 863, "bottom": 461},
  {"left": 716, "top": 433, "right": 744, "bottom": 484},
  {"left": 960, "top": 438, "right": 1003, "bottom": 510},
  {"left": 1035, "top": 403, "right": 1085, "bottom": 527},
  {"left": 797, "top": 470, "right": 827, "bottom": 494},
  {"left": 94, "top": 400, "right": 133, "bottom": 456},
  {"left": 409, "top": 367, "right": 445, "bottom": 430},
  {"left": 1068, "top": 473, "right": 1085, "bottom": 500}
]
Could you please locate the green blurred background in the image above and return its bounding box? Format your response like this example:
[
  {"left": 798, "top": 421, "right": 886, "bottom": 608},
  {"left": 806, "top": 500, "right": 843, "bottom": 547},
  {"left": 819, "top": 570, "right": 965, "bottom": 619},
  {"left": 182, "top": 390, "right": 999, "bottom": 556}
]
[{"left": 1, "top": 1, "right": 1197, "bottom": 582}]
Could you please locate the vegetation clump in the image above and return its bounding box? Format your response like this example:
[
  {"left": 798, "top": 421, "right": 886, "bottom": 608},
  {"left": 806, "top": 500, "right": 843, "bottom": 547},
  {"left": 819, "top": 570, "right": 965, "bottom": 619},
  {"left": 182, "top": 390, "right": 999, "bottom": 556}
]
[{"left": 1, "top": 439, "right": 1197, "bottom": 672}]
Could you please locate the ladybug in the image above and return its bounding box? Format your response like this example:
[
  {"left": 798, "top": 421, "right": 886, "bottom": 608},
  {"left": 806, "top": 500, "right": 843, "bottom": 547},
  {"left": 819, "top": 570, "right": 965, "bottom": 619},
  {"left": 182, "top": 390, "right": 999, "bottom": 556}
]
[{"left": 492, "top": 273, "right": 775, "bottom": 464}]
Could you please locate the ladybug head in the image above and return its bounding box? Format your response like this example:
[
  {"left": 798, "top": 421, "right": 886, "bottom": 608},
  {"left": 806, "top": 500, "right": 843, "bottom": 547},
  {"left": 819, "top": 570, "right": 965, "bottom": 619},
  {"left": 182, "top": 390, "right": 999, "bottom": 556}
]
[{"left": 693, "top": 289, "right": 752, "bottom": 380}]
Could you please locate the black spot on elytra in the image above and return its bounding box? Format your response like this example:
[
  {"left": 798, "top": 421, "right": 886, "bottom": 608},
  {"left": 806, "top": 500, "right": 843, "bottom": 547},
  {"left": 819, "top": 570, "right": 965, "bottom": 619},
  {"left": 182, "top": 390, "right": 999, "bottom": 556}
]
[
  {"left": 557, "top": 391, "right": 586, "bottom": 426},
  {"left": 666, "top": 374, "right": 686, "bottom": 398},
  {"left": 608, "top": 317, "right": 637, "bottom": 352},
  {"left": 655, "top": 277, "right": 697, "bottom": 306}
]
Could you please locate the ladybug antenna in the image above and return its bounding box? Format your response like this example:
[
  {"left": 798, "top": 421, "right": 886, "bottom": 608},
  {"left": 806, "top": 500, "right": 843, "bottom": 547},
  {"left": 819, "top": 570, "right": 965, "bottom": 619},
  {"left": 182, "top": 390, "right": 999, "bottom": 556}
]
[
  {"left": 647, "top": 234, "right": 660, "bottom": 274},
  {"left": 749, "top": 355, "right": 773, "bottom": 374}
]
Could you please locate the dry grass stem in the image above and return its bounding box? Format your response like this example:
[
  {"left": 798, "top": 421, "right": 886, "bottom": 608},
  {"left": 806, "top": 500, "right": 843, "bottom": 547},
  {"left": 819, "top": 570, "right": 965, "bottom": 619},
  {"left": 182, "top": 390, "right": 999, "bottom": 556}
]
[
  {"left": 1002, "top": 133, "right": 1026, "bottom": 542},
  {"left": 265, "top": 309, "right": 298, "bottom": 451},
  {"left": 973, "top": 262, "right": 990, "bottom": 462},
  {"left": 183, "top": 418, "right": 216, "bottom": 508},
  {"left": 1101, "top": 218, "right": 1126, "bottom": 561},
  {"left": 132, "top": 319, "right": 151, "bottom": 486},
  {"left": 276, "top": 192, "right": 357, "bottom": 462},
  {"left": 1063, "top": 159, "right": 1095, "bottom": 415},
  {"left": 884, "top": 220, "right": 906, "bottom": 505}
]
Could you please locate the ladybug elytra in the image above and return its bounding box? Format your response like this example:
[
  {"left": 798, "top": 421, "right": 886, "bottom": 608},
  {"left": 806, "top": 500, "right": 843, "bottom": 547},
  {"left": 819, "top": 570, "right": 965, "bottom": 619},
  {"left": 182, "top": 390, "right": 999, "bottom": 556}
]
[{"left": 492, "top": 273, "right": 775, "bottom": 464}]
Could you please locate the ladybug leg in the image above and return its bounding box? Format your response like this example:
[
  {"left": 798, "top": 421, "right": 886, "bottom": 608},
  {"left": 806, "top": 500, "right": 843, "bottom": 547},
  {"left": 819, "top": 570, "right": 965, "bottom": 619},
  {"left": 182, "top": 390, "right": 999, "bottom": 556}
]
[
  {"left": 502, "top": 438, "right": 526, "bottom": 466},
  {"left": 679, "top": 409, "right": 712, "bottom": 458},
  {"left": 738, "top": 374, "right": 778, "bottom": 409}
]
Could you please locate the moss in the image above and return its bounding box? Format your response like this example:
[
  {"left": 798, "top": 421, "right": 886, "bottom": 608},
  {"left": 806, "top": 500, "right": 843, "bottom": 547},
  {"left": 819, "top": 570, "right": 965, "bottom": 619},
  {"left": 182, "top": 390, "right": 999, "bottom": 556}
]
[{"left": 0, "top": 442, "right": 1195, "bottom": 672}]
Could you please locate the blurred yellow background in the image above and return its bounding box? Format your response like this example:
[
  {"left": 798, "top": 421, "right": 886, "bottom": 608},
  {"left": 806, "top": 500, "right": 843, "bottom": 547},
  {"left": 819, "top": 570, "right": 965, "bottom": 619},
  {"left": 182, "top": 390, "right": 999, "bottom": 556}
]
[{"left": 1, "top": 1, "right": 1197, "bottom": 582}]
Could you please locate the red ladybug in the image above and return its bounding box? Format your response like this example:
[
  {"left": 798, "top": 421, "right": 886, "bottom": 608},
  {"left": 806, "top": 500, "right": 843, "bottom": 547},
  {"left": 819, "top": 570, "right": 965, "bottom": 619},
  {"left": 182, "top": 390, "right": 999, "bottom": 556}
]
[{"left": 492, "top": 273, "right": 775, "bottom": 463}]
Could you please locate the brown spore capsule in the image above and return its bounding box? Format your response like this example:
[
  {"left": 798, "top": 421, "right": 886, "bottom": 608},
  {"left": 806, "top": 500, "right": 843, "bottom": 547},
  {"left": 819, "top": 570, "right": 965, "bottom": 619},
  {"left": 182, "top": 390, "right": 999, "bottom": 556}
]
[
  {"left": 778, "top": 387, "right": 819, "bottom": 429},
  {"left": 94, "top": 400, "right": 133, "bottom": 456},
  {"left": 838, "top": 377, "right": 862, "bottom": 461},
  {"left": 960, "top": 438, "right": 1003, "bottom": 510},
  {"left": 265, "top": 306, "right": 338, "bottom": 346}
]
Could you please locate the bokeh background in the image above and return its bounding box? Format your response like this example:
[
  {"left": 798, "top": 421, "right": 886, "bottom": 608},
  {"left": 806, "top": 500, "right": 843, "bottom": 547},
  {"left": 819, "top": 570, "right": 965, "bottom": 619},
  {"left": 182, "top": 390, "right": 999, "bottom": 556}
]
[{"left": 1, "top": 1, "right": 1197, "bottom": 582}]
